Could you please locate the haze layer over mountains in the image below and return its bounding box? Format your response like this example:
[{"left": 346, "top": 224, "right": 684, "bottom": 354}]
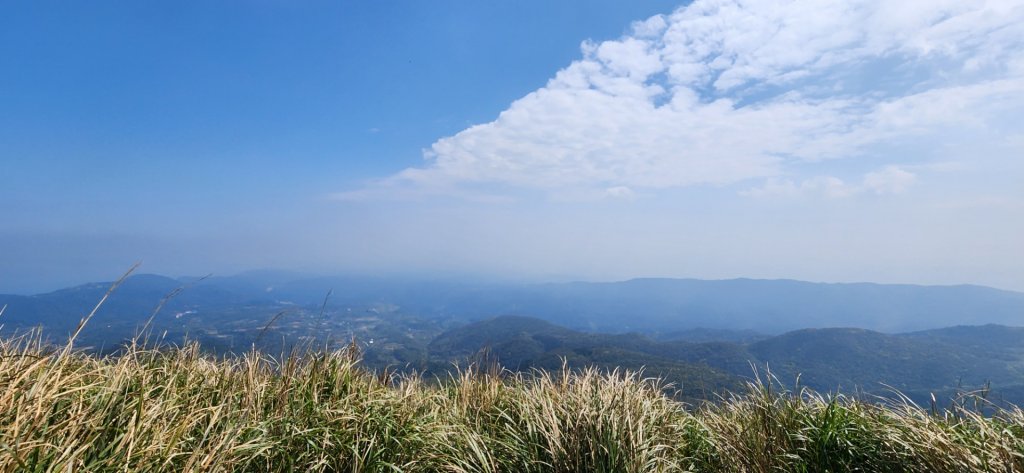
[{"left": 3, "top": 272, "right": 1024, "bottom": 405}]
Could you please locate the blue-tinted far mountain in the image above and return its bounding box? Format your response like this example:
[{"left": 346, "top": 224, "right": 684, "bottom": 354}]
[
  {"left": 4, "top": 272, "right": 1024, "bottom": 405},
  {"left": 487, "top": 278, "right": 1024, "bottom": 333},
  {"left": 3, "top": 274, "right": 1023, "bottom": 337},
  {"left": 239, "top": 274, "right": 1024, "bottom": 333}
]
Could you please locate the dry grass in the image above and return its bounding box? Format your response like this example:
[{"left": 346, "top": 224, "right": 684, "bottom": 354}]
[{"left": 2, "top": 333, "right": 1024, "bottom": 472}]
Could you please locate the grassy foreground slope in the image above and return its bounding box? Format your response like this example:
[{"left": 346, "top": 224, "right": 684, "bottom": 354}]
[{"left": 3, "top": 337, "right": 1024, "bottom": 472}]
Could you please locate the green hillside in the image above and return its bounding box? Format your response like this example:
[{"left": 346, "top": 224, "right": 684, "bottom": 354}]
[
  {"left": 428, "top": 316, "right": 1024, "bottom": 406},
  {"left": 427, "top": 316, "right": 745, "bottom": 401}
]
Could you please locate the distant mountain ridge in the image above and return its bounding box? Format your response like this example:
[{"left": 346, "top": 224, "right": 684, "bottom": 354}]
[
  {"left": 3, "top": 273, "right": 1024, "bottom": 404},
  {"left": 2, "top": 273, "right": 1023, "bottom": 335},
  {"left": 0, "top": 274, "right": 273, "bottom": 332},
  {"left": 503, "top": 277, "right": 1024, "bottom": 333}
]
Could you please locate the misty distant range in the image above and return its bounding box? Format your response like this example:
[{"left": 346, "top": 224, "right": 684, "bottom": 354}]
[{"left": 3, "top": 272, "right": 1024, "bottom": 405}]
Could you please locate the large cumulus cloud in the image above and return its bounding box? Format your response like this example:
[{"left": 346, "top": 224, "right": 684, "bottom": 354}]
[{"left": 341, "top": 0, "right": 1024, "bottom": 201}]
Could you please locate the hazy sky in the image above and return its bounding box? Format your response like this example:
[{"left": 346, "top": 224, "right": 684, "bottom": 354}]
[{"left": 2, "top": 0, "right": 1023, "bottom": 294}]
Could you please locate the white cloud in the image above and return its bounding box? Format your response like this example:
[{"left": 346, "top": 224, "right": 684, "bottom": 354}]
[
  {"left": 742, "top": 176, "right": 850, "bottom": 199},
  {"left": 742, "top": 165, "right": 917, "bottom": 198},
  {"left": 863, "top": 166, "right": 917, "bottom": 195},
  {"left": 347, "top": 0, "right": 1024, "bottom": 200},
  {"left": 604, "top": 186, "right": 635, "bottom": 199}
]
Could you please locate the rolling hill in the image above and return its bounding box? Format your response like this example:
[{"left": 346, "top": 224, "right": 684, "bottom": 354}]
[
  {"left": 4, "top": 273, "right": 1024, "bottom": 404},
  {"left": 427, "top": 315, "right": 1024, "bottom": 405}
]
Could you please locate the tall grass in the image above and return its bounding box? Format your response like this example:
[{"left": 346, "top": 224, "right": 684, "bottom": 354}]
[{"left": 2, "top": 335, "right": 1023, "bottom": 472}]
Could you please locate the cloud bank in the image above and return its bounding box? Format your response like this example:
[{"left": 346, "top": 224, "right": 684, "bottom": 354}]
[{"left": 343, "top": 0, "right": 1023, "bottom": 201}]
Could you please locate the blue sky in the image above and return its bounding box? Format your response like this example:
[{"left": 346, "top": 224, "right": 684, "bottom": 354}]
[{"left": 2, "top": 1, "right": 1023, "bottom": 293}]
